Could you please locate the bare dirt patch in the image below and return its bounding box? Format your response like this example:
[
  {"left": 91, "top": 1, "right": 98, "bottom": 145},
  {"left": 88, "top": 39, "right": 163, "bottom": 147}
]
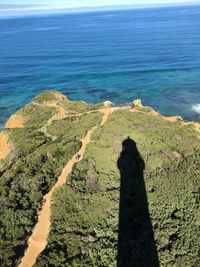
[
  {"left": 0, "top": 132, "right": 12, "bottom": 160},
  {"left": 4, "top": 115, "right": 24, "bottom": 129},
  {"left": 162, "top": 116, "right": 183, "bottom": 122},
  {"left": 172, "top": 151, "right": 182, "bottom": 158},
  {"left": 53, "top": 91, "right": 68, "bottom": 101}
]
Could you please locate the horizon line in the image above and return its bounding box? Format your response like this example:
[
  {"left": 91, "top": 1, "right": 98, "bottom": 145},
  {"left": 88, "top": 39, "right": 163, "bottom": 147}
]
[{"left": 0, "top": 2, "right": 200, "bottom": 18}]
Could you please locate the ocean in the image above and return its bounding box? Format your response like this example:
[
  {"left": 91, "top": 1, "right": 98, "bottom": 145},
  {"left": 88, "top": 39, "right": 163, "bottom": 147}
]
[{"left": 0, "top": 5, "right": 200, "bottom": 128}]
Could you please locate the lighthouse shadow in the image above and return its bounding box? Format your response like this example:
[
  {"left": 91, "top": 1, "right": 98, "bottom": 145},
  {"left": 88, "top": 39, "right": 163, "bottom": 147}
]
[{"left": 117, "top": 137, "right": 159, "bottom": 267}]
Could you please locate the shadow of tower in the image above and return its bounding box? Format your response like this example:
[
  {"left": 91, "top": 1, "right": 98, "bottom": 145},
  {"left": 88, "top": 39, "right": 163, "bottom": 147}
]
[{"left": 117, "top": 137, "right": 159, "bottom": 267}]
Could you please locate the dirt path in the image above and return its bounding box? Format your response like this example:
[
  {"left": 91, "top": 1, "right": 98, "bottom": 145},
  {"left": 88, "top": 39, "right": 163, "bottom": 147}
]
[
  {"left": 99, "top": 108, "right": 116, "bottom": 125},
  {"left": 38, "top": 114, "right": 60, "bottom": 141},
  {"left": 38, "top": 104, "right": 118, "bottom": 141},
  {"left": 18, "top": 108, "right": 113, "bottom": 267},
  {"left": 38, "top": 110, "right": 104, "bottom": 141}
]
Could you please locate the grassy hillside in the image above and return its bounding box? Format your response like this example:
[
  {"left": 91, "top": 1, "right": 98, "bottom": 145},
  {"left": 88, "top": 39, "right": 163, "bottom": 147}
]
[
  {"left": 35, "top": 102, "right": 199, "bottom": 266},
  {"left": 0, "top": 91, "right": 199, "bottom": 267},
  {"left": 0, "top": 91, "right": 102, "bottom": 266}
]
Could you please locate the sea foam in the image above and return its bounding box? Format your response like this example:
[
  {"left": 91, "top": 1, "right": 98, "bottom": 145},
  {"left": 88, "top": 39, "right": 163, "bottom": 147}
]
[{"left": 192, "top": 104, "right": 200, "bottom": 114}]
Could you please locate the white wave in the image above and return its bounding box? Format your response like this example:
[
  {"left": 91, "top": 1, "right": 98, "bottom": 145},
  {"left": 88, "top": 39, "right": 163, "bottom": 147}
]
[{"left": 192, "top": 104, "right": 200, "bottom": 114}]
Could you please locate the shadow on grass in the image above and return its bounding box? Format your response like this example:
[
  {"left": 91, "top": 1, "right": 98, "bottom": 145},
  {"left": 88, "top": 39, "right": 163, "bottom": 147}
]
[{"left": 117, "top": 137, "right": 159, "bottom": 267}]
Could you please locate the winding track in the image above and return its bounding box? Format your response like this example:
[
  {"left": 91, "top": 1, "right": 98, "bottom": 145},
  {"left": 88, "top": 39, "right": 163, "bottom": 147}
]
[{"left": 18, "top": 108, "right": 114, "bottom": 267}]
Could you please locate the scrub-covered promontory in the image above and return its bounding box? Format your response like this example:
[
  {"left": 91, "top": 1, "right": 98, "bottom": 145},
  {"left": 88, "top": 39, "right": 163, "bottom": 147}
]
[{"left": 0, "top": 91, "right": 199, "bottom": 267}]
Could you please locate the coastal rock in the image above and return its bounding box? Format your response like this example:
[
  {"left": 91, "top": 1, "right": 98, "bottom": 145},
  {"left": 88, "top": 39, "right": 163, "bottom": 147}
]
[
  {"left": 132, "top": 99, "right": 143, "bottom": 108},
  {"left": 103, "top": 100, "right": 113, "bottom": 108}
]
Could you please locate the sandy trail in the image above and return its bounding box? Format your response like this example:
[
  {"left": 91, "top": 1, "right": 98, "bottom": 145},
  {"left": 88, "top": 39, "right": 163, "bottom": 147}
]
[
  {"left": 18, "top": 108, "right": 113, "bottom": 267},
  {"left": 99, "top": 108, "right": 116, "bottom": 126},
  {"left": 32, "top": 101, "right": 67, "bottom": 117},
  {"left": 37, "top": 105, "right": 117, "bottom": 141},
  {"left": 38, "top": 114, "right": 60, "bottom": 141}
]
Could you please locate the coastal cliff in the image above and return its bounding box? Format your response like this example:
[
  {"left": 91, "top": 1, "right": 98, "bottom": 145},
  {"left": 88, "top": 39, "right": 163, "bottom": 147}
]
[{"left": 0, "top": 91, "right": 199, "bottom": 267}]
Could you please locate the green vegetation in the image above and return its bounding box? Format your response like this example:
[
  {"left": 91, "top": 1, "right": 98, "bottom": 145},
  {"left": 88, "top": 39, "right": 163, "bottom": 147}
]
[
  {"left": 47, "top": 113, "right": 101, "bottom": 139},
  {"left": 0, "top": 91, "right": 199, "bottom": 267},
  {"left": 33, "top": 90, "right": 60, "bottom": 103},
  {"left": 35, "top": 110, "right": 200, "bottom": 267},
  {"left": 33, "top": 90, "right": 105, "bottom": 114},
  {"left": 62, "top": 100, "right": 104, "bottom": 114},
  {"left": 18, "top": 104, "right": 56, "bottom": 129},
  {"left": 0, "top": 91, "right": 102, "bottom": 267}
]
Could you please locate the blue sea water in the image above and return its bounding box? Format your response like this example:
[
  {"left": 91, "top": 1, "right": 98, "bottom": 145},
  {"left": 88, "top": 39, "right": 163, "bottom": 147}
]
[{"left": 0, "top": 5, "right": 200, "bottom": 128}]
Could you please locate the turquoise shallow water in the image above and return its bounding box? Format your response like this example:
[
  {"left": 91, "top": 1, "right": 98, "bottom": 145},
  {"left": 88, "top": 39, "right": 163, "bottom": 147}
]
[{"left": 0, "top": 5, "right": 200, "bottom": 128}]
